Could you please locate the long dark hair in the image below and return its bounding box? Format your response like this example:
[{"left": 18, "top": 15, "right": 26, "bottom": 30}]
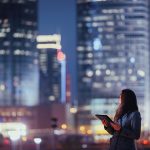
[{"left": 114, "top": 89, "right": 138, "bottom": 121}]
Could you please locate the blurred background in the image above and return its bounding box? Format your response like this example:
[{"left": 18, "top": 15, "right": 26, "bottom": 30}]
[{"left": 0, "top": 0, "right": 150, "bottom": 150}]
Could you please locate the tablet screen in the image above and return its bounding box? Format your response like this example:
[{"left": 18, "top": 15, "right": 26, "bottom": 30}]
[{"left": 95, "top": 114, "right": 113, "bottom": 123}]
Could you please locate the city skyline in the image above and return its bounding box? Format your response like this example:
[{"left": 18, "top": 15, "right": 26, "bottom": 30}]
[{"left": 0, "top": 1, "right": 149, "bottom": 148}]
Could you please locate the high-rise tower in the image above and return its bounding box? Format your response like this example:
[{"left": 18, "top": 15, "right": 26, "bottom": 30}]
[
  {"left": 77, "top": 0, "right": 150, "bottom": 130},
  {"left": 0, "top": 0, "right": 38, "bottom": 106}
]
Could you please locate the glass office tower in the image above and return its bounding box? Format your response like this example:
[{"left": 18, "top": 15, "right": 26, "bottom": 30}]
[
  {"left": 77, "top": 0, "right": 150, "bottom": 130},
  {"left": 0, "top": 0, "right": 39, "bottom": 106},
  {"left": 37, "top": 35, "right": 61, "bottom": 104}
]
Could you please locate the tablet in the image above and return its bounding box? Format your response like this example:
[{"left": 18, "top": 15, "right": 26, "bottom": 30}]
[{"left": 95, "top": 114, "right": 113, "bottom": 123}]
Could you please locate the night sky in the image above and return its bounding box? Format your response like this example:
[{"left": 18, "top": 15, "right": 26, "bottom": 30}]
[{"left": 39, "top": 0, "right": 77, "bottom": 101}]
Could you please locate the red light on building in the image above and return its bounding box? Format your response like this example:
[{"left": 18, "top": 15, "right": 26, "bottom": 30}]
[
  {"left": 57, "top": 50, "right": 65, "bottom": 61},
  {"left": 143, "top": 139, "right": 149, "bottom": 145}
]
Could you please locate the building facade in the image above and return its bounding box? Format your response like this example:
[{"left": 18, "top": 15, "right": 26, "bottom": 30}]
[
  {"left": 77, "top": 0, "right": 150, "bottom": 131},
  {"left": 37, "top": 35, "right": 61, "bottom": 104},
  {"left": 0, "top": 0, "right": 39, "bottom": 106}
]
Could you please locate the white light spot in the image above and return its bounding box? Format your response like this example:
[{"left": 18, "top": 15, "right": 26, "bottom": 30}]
[
  {"left": 130, "top": 57, "right": 135, "bottom": 63},
  {"left": 106, "top": 69, "right": 111, "bottom": 75},
  {"left": 137, "top": 70, "right": 145, "bottom": 77},
  {"left": 34, "top": 138, "right": 42, "bottom": 144},
  {"left": 95, "top": 70, "right": 101, "bottom": 76},
  {"left": 48, "top": 96, "right": 55, "bottom": 101},
  {"left": 93, "top": 38, "right": 102, "bottom": 51},
  {"left": 128, "top": 69, "right": 132, "bottom": 74},
  {"left": 86, "top": 70, "right": 93, "bottom": 77}
]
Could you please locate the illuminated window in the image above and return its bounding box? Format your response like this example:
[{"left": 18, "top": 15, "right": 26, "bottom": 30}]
[
  {"left": 106, "top": 82, "right": 112, "bottom": 88},
  {"left": 93, "top": 38, "right": 102, "bottom": 51},
  {"left": 48, "top": 96, "right": 55, "bottom": 101},
  {"left": 0, "top": 84, "right": 5, "bottom": 91},
  {"left": 0, "top": 50, "right": 5, "bottom": 55},
  {"left": 137, "top": 70, "right": 145, "bottom": 77},
  {"left": 106, "top": 21, "right": 114, "bottom": 26},
  {"left": 130, "top": 57, "right": 135, "bottom": 63},
  {"left": 106, "top": 69, "right": 111, "bottom": 75},
  {"left": 93, "top": 83, "right": 102, "bottom": 88},
  {"left": 130, "top": 76, "right": 137, "bottom": 81},
  {"left": 128, "top": 69, "right": 133, "bottom": 74},
  {"left": 83, "top": 17, "right": 92, "bottom": 21},
  {"left": 86, "top": 70, "right": 93, "bottom": 77},
  {"left": 87, "top": 53, "right": 93, "bottom": 58},
  {"left": 0, "top": 32, "right": 6, "bottom": 37},
  {"left": 3, "top": 41, "right": 10, "bottom": 46},
  {"left": 13, "top": 33, "right": 24, "bottom": 38},
  {"left": 82, "top": 77, "right": 91, "bottom": 83},
  {"left": 26, "top": 33, "right": 33, "bottom": 39},
  {"left": 95, "top": 70, "right": 101, "bottom": 76}
]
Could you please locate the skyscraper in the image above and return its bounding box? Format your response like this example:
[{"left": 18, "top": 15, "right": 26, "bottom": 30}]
[
  {"left": 37, "top": 35, "right": 61, "bottom": 104},
  {"left": 77, "top": 0, "right": 150, "bottom": 130},
  {"left": 0, "top": 0, "right": 38, "bottom": 106}
]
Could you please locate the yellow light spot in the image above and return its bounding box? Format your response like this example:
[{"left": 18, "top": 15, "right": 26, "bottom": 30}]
[
  {"left": 22, "top": 136, "right": 27, "bottom": 142},
  {"left": 61, "top": 124, "right": 67, "bottom": 129},
  {"left": 79, "top": 126, "right": 85, "bottom": 132},
  {"left": 87, "top": 129, "right": 92, "bottom": 135},
  {"left": 70, "top": 107, "right": 77, "bottom": 113}
]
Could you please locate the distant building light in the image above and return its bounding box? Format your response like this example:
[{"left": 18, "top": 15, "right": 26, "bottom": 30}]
[
  {"left": 37, "top": 44, "right": 62, "bottom": 49},
  {"left": 57, "top": 50, "right": 66, "bottom": 61},
  {"left": 137, "top": 70, "right": 145, "bottom": 77},
  {"left": 106, "top": 69, "right": 111, "bottom": 75},
  {"left": 0, "top": 32, "right": 6, "bottom": 37},
  {"left": 93, "top": 38, "right": 102, "bottom": 51},
  {"left": 48, "top": 96, "right": 55, "bottom": 101},
  {"left": 22, "top": 136, "right": 27, "bottom": 142},
  {"left": 70, "top": 107, "right": 77, "bottom": 113},
  {"left": 0, "top": 50, "right": 5, "bottom": 55},
  {"left": 13, "top": 33, "right": 24, "bottom": 38},
  {"left": 0, "top": 122, "right": 27, "bottom": 138},
  {"left": 8, "top": 131, "right": 20, "bottom": 141},
  {"left": 61, "top": 124, "right": 67, "bottom": 130},
  {"left": 66, "top": 91, "right": 71, "bottom": 97},
  {"left": 128, "top": 69, "right": 132, "bottom": 74},
  {"left": 106, "top": 82, "right": 112, "bottom": 88},
  {"left": 86, "top": 70, "right": 93, "bottom": 77},
  {"left": 82, "top": 144, "right": 88, "bottom": 149},
  {"left": 26, "top": 34, "right": 33, "bottom": 39},
  {"left": 0, "top": 84, "right": 5, "bottom": 91},
  {"left": 79, "top": 126, "right": 85, "bottom": 132},
  {"left": 77, "top": 46, "right": 84, "bottom": 51},
  {"left": 34, "top": 138, "right": 42, "bottom": 144},
  {"left": 95, "top": 70, "right": 101, "bottom": 76},
  {"left": 130, "top": 76, "right": 137, "bottom": 81},
  {"left": 87, "top": 129, "right": 92, "bottom": 135},
  {"left": 130, "top": 57, "right": 135, "bottom": 63},
  {"left": 37, "top": 34, "right": 61, "bottom": 42}
]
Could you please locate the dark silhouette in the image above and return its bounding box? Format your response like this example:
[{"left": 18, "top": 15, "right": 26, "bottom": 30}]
[{"left": 102, "top": 89, "right": 141, "bottom": 150}]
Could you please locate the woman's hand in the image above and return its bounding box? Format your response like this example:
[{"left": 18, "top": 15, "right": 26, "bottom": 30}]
[
  {"left": 110, "top": 122, "right": 121, "bottom": 131},
  {"left": 102, "top": 119, "right": 109, "bottom": 127}
]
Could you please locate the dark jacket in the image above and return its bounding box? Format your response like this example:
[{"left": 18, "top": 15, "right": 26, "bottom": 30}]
[{"left": 104, "top": 111, "right": 141, "bottom": 150}]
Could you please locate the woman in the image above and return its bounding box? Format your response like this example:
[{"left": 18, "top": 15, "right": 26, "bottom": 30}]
[{"left": 102, "top": 89, "right": 141, "bottom": 150}]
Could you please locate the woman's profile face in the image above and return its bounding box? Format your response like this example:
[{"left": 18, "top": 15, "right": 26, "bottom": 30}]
[{"left": 119, "top": 93, "right": 122, "bottom": 104}]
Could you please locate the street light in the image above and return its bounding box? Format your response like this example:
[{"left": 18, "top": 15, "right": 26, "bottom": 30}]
[
  {"left": 8, "top": 131, "right": 20, "bottom": 150},
  {"left": 34, "top": 138, "right": 42, "bottom": 150}
]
